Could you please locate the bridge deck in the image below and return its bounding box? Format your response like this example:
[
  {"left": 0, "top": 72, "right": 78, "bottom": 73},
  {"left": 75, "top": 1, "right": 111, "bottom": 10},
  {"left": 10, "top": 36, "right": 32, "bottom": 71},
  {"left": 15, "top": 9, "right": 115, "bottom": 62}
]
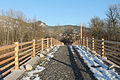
[{"left": 39, "top": 46, "right": 96, "bottom": 80}]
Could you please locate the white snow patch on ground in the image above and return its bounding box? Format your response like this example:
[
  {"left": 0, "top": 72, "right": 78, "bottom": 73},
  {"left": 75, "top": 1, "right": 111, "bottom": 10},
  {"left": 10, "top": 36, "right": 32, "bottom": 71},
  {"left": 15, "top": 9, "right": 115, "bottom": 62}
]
[
  {"left": 45, "top": 46, "right": 60, "bottom": 61},
  {"left": 74, "top": 45, "right": 120, "bottom": 80},
  {"left": 22, "top": 65, "right": 45, "bottom": 80},
  {"left": 22, "top": 46, "right": 60, "bottom": 80},
  {"left": 69, "top": 46, "right": 75, "bottom": 54}
]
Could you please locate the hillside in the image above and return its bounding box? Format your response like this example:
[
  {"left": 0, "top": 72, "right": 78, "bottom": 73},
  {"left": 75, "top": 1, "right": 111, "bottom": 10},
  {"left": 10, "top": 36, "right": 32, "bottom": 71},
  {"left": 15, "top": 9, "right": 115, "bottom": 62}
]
[{"left": 0, "top": 15, "right": 47, "bottom": 46}]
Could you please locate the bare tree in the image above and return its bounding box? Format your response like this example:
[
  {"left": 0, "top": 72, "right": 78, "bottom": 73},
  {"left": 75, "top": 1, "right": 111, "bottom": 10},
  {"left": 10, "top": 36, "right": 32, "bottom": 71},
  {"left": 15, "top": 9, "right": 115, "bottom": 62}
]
[
  {"left": 106, "top": 4, "right": 119, "bottom": 41},
  {"left": 89, "top": 16, "right": 105, "bottom": 39}
]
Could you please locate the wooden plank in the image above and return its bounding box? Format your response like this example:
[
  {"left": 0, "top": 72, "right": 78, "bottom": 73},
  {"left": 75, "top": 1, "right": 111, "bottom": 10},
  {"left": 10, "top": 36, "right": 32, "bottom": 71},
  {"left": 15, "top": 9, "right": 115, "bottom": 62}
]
[
  {"left": 94, "top": 39, "right": 102, "bottom": 42},
  {"left": 35, "top": 48, "right": 41, "bottom": 52},
  {"left": 86, "top": 37, "right": 88, "bottom": 49},
  {"left": 35, "top": 50, "right": 40, "bottom": 54},
  {"left": 104, "top": 51, "right": 118, "bottom": 56},
  {"left": 106, "top": 54, "right": 120, "bottom": 61},
  {"left": 0, "top": 61, "right": 15, "bottom": 71},
  {"left": 19, "top": 48, "right": 33, "bottom": 56},
  {"left": 101, "top": 38, "right": 104, "bottom": 58},
  {"left": 15, "top": 42, "right": 19, "bottom": 70},
  {"left": 107, "top": 57, "right": 120, "bottom": 66},
  {"left": 0, "top": 56, "right": 15, "bottom": 65},
  {"left": 36, "top": 40, "right": 41, "bottom": 42},
  {"left": 33, "top": 39, "right": 35, "bottom": 57},
  {"left": 47, "top": 38, "right": 49, "bottom": 48},
  {"left": 94, "top": 42, "right": 101, "bottom": 46},
  {"left": 19, "top": 55, "right": 32, "bottom": 65},
  {"left": 41, "top": 38, "right": 44, "bottom": 51},
  {"left": 19, "top": 41, "right": 33, "bottom": 46},
  {"left": 104, "top": 40, "right": 120, "bottom": 45},
  {"left": 43, "top": 39, "right": 47, "bottom": 40},
  {"left": 0, "top": 51, "right": 15, "bottom": 59},
  {"left": 92, "top": 38, "right": 94, "bottom": 52},
  {"left": 104, "top": 44, "right": 120, "bottom": 51},
  {"left": 35, "top": 45, "right": 41, "bottom": 49},
  {"left": 104, "top": 47, "right": 120, "bottom": 55},
  {"left": 2, "top": 66, "right": 15, "bottom": 76},
  {"left": 19, "top": 52, "right": 32, "bottom": 61},
  {"left": 95, "top": 45, "right": 101, "bottom": 49},
  {"left": 35, "top": 43, "right": 41, "bottom": 46},
  {"left": 19, "top": 45, "right": 32, "bottom": 52},
  {"left": 0, "top": 44, "right": 16, "bottom": 51}
]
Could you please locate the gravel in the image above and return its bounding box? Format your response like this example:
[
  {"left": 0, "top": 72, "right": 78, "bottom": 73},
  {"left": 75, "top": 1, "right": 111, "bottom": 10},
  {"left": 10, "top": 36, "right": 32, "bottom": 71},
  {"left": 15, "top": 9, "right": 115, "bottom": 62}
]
[{"left": 39, "top": 46, "right": 96, "bottom": 80}]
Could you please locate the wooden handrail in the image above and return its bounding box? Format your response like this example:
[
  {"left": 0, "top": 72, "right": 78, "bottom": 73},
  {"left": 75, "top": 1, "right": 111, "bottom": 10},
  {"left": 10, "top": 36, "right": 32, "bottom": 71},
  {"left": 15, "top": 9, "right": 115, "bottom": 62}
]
[
  {"left": 72, "top": 37, "right": 120, "bottom": 66},
  {"left": 19, "top": 41, "right": 33, "bottom": 46},
  {"left": 104, "top": 40, "right": 120, "bottom": 45},
  {"left": 0, "top": 37, "right": 63, "bottom": 78},
  {"left": 0, "top": 44, "right": 16, "bottom": 51},
  {"left": 104, "top": 44, "right": 120, "bottom": 51},
  {"left": 0, "top": 51, "right": 15, "bottom": 59}
]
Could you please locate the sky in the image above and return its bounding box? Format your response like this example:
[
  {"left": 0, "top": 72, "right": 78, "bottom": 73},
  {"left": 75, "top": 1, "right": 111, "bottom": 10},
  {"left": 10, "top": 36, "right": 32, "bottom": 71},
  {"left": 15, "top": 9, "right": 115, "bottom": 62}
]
[{"left": 0, "top": 0, "right": 119, "bottom": 26}]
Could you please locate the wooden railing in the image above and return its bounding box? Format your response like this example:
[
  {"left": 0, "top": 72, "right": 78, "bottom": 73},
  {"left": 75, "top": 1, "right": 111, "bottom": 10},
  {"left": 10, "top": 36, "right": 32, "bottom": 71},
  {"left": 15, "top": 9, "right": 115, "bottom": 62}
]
[
  {"left": 72, "top": 37, "right": 120, "bottom": 66},
  {"left": 0, "top": 38, "right": 64, "bottom": 78}
]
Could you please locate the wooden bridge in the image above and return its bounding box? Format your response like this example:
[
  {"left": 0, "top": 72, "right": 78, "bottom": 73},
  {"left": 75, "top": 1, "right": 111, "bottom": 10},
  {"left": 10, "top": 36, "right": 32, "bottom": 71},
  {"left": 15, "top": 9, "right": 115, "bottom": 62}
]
[
  {"left": 0, "top": 37, "right": 120, "bottom": 80},
  {"left": 0, "top": 38, "right": 64, "bottom": 79}
]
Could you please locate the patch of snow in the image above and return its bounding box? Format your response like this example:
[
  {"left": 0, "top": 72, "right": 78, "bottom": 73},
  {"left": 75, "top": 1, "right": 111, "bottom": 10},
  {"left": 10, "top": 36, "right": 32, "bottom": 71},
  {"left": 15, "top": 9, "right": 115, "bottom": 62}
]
[
  {"left": 45, "top": 46, "right": 60, "bottom": 61},
  {"left": 22, "top": 46, "right": 60, "bottom": 80},
  {"left": 73, "top": 45, "right": 120, "bottom": 80},
  {"left": 39, "top": 61, "right": 45, "bottom": 66},
  {"left": 69, "top": 46, "right": 75, "bottom": 54},
  {"left": 22, "top": 65, "right": 45, "bottom": 80}
]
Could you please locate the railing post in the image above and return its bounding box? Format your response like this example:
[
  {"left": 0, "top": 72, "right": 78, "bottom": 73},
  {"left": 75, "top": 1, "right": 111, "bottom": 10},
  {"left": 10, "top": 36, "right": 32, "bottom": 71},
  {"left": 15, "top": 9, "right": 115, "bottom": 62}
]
[
  {"left": 47, "top": 38, "right": 49, "bottom": 48},
  {"left": 51, "top": 38, "right": 52, "bottom": 47},
  {"left": 62, "top": 43, "right": 64, "bottom": 45},
  {"left": 59, "top": 41, "right": 60, "bottom": 45},
  {"left": 54, "top": 39, "right": 55, "bottom": 46},
  {"left": 52, "top": 38, "right": 54, "bottom": 46},
  {"left": 83, "top": 37, "right": 85, "bottom": 46},
  {"left": 80, "top": 23, "right": 82, "bottom": 46},
  {"left": 57, "top": 40, "right": 58, "bottom": 45},
  {"left": 41, "top": 38, "right": 44, "bottom": 51},
  {"left": 15, "top": 42, "right": 19, "bottom": 70},
  {"left": 86, "top": 37, "right": 88, "bottom": 49},
  {"left": 33, "top": 39, "right": 35, "bottom": 57},
  {"left": 92, "top": 38, "right": 94, "bottom": 55},
  {"left": 101, "top": 38, "right": 104, "bottom": 58},
  {"left": 80, "top": 38, "right": 83, "bottom": 46},
  {"left": 53, "top": 38, "right": 55, "bottom": 46}
]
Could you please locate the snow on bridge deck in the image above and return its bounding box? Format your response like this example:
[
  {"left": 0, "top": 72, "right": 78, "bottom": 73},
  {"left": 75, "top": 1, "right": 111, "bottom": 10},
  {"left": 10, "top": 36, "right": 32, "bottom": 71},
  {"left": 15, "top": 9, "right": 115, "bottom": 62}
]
[{"left": 20, "top": 46, "right": 120, "bottom": 80}]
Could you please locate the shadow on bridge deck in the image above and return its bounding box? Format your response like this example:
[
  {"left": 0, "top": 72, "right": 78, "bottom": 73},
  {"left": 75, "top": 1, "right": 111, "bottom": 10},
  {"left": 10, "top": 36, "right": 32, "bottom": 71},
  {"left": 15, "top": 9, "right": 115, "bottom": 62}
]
[{"left": 48, "top": 46, "right": 96, "bottom": 80}]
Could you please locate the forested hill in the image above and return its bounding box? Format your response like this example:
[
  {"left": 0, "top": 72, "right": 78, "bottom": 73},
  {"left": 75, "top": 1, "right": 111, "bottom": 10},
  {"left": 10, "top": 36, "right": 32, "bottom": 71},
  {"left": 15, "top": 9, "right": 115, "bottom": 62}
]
[{"left": 0, "top": 15, "right": 47, "bottom": 46}]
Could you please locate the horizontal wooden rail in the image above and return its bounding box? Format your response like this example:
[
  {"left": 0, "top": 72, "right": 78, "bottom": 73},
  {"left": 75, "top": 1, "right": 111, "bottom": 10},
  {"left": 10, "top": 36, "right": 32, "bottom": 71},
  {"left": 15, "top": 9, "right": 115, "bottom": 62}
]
[
  {"left": 0, "top": 44, "right": 16, "bottom": 51},
  {"left": 0, "top": 37, "right": 64, "bottom": 78},
  {"left": 0, "top": 51, "right": 15, "bottom": 59},
  {"left": 19, "top": 45, "right": 33, "bottom": 52},
  {"left": 0, "top": 61, "right": 15, "bottom": 71},
  {"left": 72, "top": 37, "right": 120, "bottom": 66},
  {"left": 19, "top": 41, "right": 33, "bottom": 46},
  {"left": 104, "top": 40, "right": 120, "bottom": 45},
  {"left": 0, "top": 56, "right": 15, "bottom": 65}
]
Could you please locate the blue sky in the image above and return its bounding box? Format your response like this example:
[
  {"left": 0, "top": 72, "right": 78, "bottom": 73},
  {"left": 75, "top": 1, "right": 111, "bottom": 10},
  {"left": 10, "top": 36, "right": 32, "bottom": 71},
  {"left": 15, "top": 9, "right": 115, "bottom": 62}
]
[{"left": 0, "top": 0, "right": 119, "bottom": 26}]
